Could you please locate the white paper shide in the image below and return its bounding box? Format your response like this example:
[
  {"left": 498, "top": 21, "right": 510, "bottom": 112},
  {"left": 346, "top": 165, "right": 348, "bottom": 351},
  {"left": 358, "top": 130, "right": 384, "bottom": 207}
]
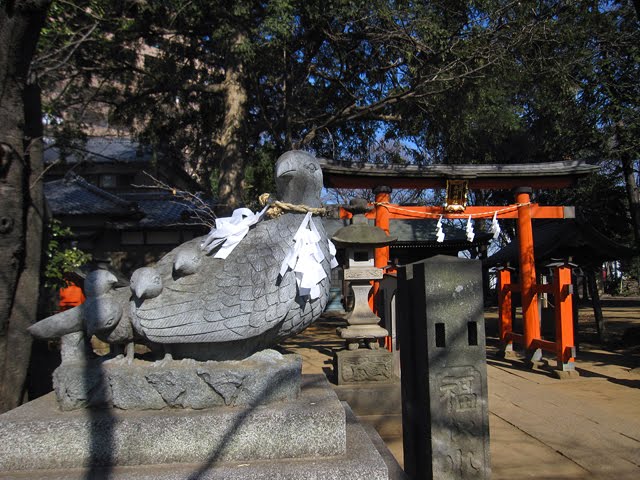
[
  {"left": 280, "top": 212, "right": 330, "bottom": 299},
  {"left": 201, "top": 206, "right": 268, "bottom": 258}
]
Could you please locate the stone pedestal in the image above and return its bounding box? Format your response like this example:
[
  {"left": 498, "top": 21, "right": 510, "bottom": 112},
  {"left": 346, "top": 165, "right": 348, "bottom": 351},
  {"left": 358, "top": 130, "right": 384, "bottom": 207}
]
[
  {"left": 397, "top": 255, "right": 491, "bottom": 480},
  {"left": 337, "top": 324, "right": 389, "bottom": 344},
  {"left": 52, "top": 349, "right": 301, "bottom": 411},
  {"left": 0, "top": 375, "right": 395, "bottom": 480},
  {"left": 338, "top": 268, "right": 388, "bottom": 348},
  {"left": 346, "top": 282, "right": 383, "bottom": 325},
  {"left": 334, "top": 348, "right": 395, "bottom": 385}
]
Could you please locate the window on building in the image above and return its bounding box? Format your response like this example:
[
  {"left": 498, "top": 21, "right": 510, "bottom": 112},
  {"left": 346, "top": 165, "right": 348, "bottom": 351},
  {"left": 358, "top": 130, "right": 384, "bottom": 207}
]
[{"left": 100, "top": 174, "right": 117, "bottom": 188}]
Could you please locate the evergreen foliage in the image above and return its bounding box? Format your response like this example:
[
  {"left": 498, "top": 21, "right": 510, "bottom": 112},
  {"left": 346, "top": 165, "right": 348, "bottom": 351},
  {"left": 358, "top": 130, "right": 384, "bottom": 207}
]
[
  {"left": 43, "top": 220, "right": 92, "bottom": 289},
  {"left": 32, "top": 1, "right": 640, "bottom": 242}
]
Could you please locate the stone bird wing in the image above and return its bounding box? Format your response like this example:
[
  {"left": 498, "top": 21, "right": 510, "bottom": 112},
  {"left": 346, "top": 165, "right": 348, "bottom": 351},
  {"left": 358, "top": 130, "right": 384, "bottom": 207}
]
[{"left": 132, "top": 214, "right": 307, "bottom": 344}]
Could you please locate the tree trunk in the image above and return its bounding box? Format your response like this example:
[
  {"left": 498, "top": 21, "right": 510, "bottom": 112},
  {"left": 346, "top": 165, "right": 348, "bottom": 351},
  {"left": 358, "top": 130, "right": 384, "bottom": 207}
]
[
  {"left": 216, "top": 31, "right": 249, "bottom": 215},
  {"left": 621, "top": 153, "right": 640, "bottom": 251},
  {"left": 586, "top": 269, "right": 605, "bottom": 344},
  {"left": 0, "top": 0, "right": 50, "bottom": 413}
]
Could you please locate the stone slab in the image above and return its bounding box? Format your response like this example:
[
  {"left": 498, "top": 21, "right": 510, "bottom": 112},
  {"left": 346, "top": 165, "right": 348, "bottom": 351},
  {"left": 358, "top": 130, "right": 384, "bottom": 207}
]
[
  {"left": 0, "top": 398, "right": 388, "bottom": 480},
  {"left": 337, "top": 325, "right": 389, "bottom": 339},
  {"left": 333, "top": 382, "right": 402, "bottom": 416},
  {"left": 334, "top": 349, "right": 396, "bottom": 385},
  {"left": 52, "top": 349, "right": 301, "bottom": 410},
  {"left": 397, "top": 255, "right": 491, "bottom": 480},
  {"left": 360, "top": 420, "right": 409, "bottom": 480},
  {"left": 0, "top": 375, "right": 345, "bottom": 472}
]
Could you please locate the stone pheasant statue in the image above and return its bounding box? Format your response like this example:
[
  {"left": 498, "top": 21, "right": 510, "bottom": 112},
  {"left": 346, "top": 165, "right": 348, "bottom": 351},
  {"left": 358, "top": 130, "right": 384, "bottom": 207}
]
[{"left": 29, "top": 151, "right": 333, "bottom": 361}]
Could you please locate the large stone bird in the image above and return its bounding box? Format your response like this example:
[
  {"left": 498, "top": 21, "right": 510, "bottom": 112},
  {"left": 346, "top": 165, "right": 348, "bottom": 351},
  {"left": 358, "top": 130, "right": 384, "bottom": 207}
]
[{"left": 29, "top": 151, "right": 333, "bottom": 361}]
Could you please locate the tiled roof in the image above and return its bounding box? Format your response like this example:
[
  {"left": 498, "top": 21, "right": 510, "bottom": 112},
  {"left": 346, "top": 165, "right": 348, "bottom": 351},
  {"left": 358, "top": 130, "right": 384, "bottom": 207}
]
[
  {"left": 319, "top": 159, "right": 599, "bottom": 188},
  {"left": 120, "top": 192, "right": 210, "bottom": 228},
  {"left": 44, "top": 174, "right": 208, "bottom": 230},
  {"left": 44, "top": 172, "right": 138, "bottom": 216},
  {"left": 44, "top": 137, "right": 152, "bottom": 164}
]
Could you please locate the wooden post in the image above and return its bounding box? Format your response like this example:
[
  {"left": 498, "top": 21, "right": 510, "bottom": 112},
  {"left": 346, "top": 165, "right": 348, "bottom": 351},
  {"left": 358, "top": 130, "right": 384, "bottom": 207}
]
[
  {"left": 553, "top": 265, "right": 577, "bottom": 372},
  {"left": 587, "top": 269, "right": 606, "bottom": 343},
  {"left": 497, "top": 267, "right": 514, "bottom": 356},
  {"left": 515, "top": 188, "right": 542, "bottom": 363}
]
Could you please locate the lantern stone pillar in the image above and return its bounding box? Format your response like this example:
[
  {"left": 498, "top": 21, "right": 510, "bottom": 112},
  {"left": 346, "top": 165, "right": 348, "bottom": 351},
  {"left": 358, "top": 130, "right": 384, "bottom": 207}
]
[{"left": 331, "top": 199, "right": 397, "bottom": 384}]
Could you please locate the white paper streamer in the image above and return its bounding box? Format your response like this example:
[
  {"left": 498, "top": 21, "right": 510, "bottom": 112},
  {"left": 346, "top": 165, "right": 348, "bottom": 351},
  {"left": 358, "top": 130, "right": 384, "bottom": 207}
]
[
  {"left": 201, "top": 205, "right": 269, "bottom": 259},
  {"left": 491, "top": 212, "right": 501, "bottom": 240},
  {"left": 328, "top": 239, "right": 339, "bottom": 269},
  {"left": 466, "top": 215, "right": 475, "bottom": 242},
  {"left": 280, "top": 212, "right": 327, "bottom": 299},
  {"left": 436, "top": 215, "right": 445, "bottom": 243}
]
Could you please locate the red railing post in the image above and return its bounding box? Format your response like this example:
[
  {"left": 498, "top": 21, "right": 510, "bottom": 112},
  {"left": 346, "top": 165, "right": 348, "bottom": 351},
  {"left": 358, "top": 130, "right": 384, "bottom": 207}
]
[
  {"left": 497, "top": 267, "right": 515, "bottom": 356},
  {"left": 553, "top": 264, "right": 577, "bottom": 374}
]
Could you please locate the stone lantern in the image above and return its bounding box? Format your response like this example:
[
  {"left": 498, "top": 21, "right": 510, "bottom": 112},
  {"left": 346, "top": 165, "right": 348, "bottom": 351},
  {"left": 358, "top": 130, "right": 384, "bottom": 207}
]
[{"left": 331, "top": 198, "right": 397, "bottom": 384}]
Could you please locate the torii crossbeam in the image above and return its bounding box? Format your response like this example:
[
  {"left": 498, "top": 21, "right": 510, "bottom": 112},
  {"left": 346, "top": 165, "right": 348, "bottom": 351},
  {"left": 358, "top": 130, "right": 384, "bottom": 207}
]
[{"left": 321, "top": 159, "right": 599, "bottom": 372}]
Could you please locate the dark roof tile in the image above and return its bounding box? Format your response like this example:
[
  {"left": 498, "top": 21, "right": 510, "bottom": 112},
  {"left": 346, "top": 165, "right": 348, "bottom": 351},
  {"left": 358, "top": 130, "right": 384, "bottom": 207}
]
[
  {"left": 120, "top": 192, "right": 211, "bottom": 228},
  {"left": 44, "top": 173, "right": 137, "bottom": 216},
  {"left": 44, "top": 137, "right": 152, "bottom": 164},
  {"left": 486, "top": 220, "right": 634, "bottom": 266}
]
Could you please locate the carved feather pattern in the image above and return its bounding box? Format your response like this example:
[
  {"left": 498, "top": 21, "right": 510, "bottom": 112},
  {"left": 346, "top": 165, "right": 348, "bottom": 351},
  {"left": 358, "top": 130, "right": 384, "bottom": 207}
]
[{"left": 131, "top": 213, "right": 331, "bottom": 344}]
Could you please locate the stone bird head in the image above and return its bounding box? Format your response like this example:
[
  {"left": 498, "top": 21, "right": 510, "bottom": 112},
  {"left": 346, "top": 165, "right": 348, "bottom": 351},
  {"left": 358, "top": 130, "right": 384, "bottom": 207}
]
[{"left": 275, "top": 151, "right": 323, "bottom": 208}]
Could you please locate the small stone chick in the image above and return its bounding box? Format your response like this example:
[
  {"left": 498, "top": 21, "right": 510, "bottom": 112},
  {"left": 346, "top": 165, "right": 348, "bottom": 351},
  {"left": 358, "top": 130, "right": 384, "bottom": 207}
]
[
  {"left": 130, "top": 267, "right": 163, "bottom": 300},
  {"left": 130, "top": 266, "right": 173, "bottom": 364},
  {"left": 173, "top": 246, "right": 202, "bottom": 278},
  {"left": 84, "top": 270, "right": 136, "bottom": 363},
  {"left": 84, "top": 270, "right": 122, "bottom": 335}
]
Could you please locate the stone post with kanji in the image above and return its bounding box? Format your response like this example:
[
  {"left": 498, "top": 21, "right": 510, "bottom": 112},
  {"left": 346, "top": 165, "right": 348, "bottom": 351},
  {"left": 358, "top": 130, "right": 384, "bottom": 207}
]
[{"left": 397, "top": 255, "right": 491, "bottom": 479}]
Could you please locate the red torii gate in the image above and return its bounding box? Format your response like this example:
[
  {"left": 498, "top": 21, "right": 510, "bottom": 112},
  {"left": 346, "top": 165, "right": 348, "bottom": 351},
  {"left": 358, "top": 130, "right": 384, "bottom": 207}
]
[{"left": 321, "top": 160, "right": 598, "bottom": 372}]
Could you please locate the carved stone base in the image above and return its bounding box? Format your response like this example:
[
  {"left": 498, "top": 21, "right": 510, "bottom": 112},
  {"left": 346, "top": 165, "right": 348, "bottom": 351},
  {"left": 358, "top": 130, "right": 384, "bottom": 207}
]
[
  {"left": 334, "top": 349, "right": 396, "bottom": 385},
  {"left": 0, "top": 376, "right": 395, "bottom": 480},
  {"left": 53, "top": 349, "right": 301, "bottom": 411}
]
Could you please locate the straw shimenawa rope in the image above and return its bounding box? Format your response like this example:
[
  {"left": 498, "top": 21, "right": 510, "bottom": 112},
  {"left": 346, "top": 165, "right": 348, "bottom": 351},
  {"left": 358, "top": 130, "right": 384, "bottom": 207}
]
[
  {"left": 372, "top": 201, "right": 532, "bottom": 219},
  {"left": 259, "top": 193, "right": 328, "bottom": 218}
]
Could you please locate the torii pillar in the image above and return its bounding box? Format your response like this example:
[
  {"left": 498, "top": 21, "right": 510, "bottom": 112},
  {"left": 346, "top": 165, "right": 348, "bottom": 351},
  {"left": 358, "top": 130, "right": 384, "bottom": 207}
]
[
  {"left": 371, "top": 186, "right": 392, "bottom": 316},
  {"left": 373, "top": 186, "right": 392, "bottom": 268},
  {"left": 514, "top": 187, "right": 542, "bottom": 363}
]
